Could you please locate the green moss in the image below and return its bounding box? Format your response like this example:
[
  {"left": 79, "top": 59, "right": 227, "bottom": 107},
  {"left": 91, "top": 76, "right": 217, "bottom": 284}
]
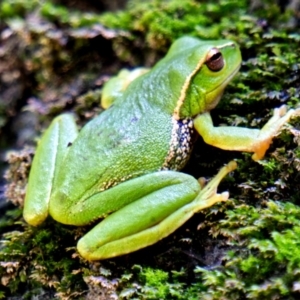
[
  {"left": 0, "top": 216, "right": 87, "bottom": 298},
  {"left": 0, "top": 0, "right": 39, "bottom": 19},
  {"left": 195, "top": 201, "right": 300, "bottom": 299},
  {"left": 1, "top": 0, "right": 300, "bottom": 298},
  {"left": 99, "top": 0, "right": 248, "bottom": 44}
]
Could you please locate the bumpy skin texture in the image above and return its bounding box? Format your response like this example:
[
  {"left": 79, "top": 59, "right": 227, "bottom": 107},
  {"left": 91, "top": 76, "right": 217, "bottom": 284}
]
[{"left": 23, "top": 36, "right": 296, "bottom": 260}]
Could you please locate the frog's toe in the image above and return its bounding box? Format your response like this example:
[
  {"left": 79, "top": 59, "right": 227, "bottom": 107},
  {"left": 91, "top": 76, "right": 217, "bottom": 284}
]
[
  {"left": 252, "top": 106, "right": 298, "bottom": 161},
  {"left": 276, "top": 105, "right": 288, "bottom": 117}
]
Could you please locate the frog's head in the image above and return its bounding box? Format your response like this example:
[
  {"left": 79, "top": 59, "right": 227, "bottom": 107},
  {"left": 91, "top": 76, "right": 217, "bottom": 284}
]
[{"left": 168, "top": 38, "right": 242, "bottom": 120}]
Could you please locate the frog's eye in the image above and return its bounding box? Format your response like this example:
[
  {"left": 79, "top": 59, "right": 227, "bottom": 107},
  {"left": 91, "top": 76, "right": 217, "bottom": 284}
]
[{"left": 205, "top": 48, "right": 224, "bottom": 72}]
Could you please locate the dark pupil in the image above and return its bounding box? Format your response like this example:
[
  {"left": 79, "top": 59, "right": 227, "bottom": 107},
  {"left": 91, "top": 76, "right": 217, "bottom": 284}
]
[
  {"left": 206, "top": 51, "right": 224, "bottom": 71},
  {"left": 209, "top": 52, "right": 221, "bottom": 62}
]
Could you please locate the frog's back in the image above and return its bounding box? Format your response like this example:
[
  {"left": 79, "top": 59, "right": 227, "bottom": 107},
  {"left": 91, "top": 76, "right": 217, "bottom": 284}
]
[
  {"left": 52, "top": 39, "right": 203, "bottom": 204},
  {"left": 53, "top": 94, "right": 174, "bottom": 203}
]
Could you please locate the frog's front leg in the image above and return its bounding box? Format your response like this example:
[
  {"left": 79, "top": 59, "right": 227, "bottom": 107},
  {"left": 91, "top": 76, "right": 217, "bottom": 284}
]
[
  {"left": 194, "top": 106, "right": 297, "bottom": 160},
  {"left": 75, "top": 161, "right": 236, "bottom": 261},
  {"left": 101, "top": 68, "right": 150, "bottom": 109}
]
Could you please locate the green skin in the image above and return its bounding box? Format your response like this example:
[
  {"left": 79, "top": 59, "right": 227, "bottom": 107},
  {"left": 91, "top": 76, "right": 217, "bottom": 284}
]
[{"left": 23, "top": 37, "right": 296, "bottom": 260}]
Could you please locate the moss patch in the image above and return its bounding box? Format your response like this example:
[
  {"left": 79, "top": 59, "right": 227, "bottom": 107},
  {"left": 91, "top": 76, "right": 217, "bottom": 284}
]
[{"left": 1, "top": 0, "right": 300, "bottom": 299}]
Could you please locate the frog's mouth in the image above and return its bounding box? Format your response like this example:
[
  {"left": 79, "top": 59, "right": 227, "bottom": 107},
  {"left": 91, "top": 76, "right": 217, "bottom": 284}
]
[{"left": 204, "top": 63, "right": 241, "bottom": 111}]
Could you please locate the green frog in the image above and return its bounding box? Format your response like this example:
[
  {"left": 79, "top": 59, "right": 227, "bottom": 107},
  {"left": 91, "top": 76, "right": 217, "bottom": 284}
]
[{"left": 23, "top": 36, "right": 296, "bottom": 260}]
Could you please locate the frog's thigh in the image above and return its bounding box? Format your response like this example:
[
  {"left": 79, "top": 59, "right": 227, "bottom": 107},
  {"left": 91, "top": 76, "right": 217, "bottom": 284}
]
[
  {"left": 54, "top": 171, "right": 200, "bottom": 226},
  {"left": 77, "top": 162, "right": 236, "bottom": 260},
  {"left": 194, "top": 108, "right": 295, "bottom": 160}
]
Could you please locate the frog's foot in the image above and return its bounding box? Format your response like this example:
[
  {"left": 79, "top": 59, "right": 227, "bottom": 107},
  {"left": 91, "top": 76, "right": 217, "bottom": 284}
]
[
  {"left": 252, "top": 105, "right": 297, "bottom": 160},
  {"left": 193, "top": 160, "right": 237, "bottom": 211}
]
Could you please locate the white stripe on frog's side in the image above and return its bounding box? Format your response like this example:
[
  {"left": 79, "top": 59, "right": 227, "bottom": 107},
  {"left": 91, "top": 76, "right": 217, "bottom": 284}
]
[
  {"left": 217, "top": 42, "right": 236, "bottom": 49},
  {"left": 161, "top": 117, "right": 194, "bottom": 171},
  {"left": 173, "top": 57, "right": 206, "bottom": 121}
]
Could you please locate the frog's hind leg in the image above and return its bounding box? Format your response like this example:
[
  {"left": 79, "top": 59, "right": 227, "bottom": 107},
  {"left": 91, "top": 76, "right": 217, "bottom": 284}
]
[
  {"left": 23, "top": 114, "right": 78, "bottom": 226},
  {"left": 77, "top": 161, "right": 236, "bottom": 260}
]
